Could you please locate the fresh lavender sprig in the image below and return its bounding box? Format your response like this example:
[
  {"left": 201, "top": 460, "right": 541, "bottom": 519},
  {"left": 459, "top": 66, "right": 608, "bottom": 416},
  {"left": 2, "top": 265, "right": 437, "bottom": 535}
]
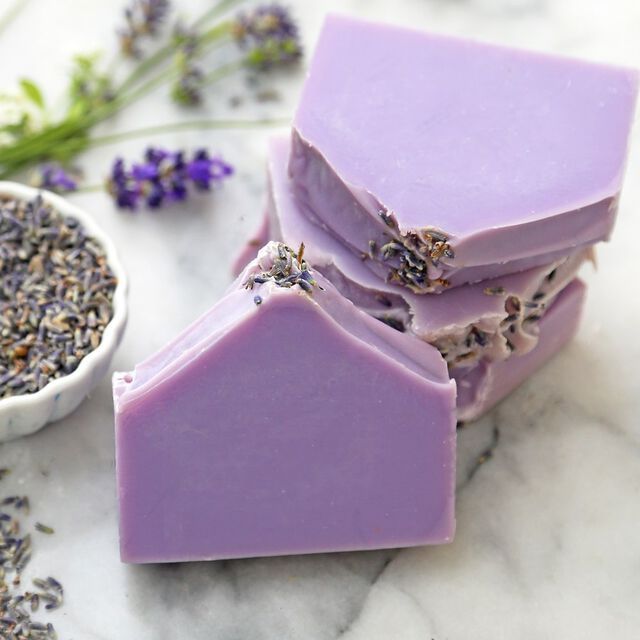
[
  {"left": 106, "top": 147, "right": 233, "bottom": 210},
  {"left": 0, "top": 2, "right": 301, "bottom": 179},
  {"left": 119, "top": 0, "right": 171, "bottom": 58},
  {"left": 232, "top": 4, "right": 302, "bottom": 70}
]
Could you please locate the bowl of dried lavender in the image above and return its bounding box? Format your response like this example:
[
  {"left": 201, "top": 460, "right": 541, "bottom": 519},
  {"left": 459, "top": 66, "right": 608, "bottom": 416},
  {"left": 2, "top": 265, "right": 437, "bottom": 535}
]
[{"left": 0, "top": 181, "right": 127, "bottom": 441}]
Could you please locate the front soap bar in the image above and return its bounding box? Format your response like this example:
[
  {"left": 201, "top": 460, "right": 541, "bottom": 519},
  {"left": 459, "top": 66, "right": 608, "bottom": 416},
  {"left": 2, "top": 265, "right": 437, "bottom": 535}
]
[
  {"left": 290, "top": 14, "right": 638, "bottom": 292},
  {"left": 114, "top": 242, "right": 456, "bottom": 563}
]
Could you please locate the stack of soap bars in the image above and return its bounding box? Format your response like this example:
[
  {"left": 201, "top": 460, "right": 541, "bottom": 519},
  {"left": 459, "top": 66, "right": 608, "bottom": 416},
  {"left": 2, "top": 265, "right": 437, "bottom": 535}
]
[{"left": 114, "top": 15, "right": 638, "bottom": 563}]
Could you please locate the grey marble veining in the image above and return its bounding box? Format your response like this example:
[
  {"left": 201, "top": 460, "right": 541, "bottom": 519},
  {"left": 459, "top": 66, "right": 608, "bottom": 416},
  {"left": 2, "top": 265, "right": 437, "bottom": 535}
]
[{"left": 1, "top": 0, "right": 639, "bottom": 637}]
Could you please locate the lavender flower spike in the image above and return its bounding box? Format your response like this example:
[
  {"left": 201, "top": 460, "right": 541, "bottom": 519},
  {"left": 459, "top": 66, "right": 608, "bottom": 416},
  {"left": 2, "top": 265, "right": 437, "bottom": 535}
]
[
  {"left": 119, "top": 0, "right": 171, "bottom": 58},
  {"left": 232, "top": 4, "right": 302, "bottom": 70},
  {"left": 106, "top": 147, "right": 233, "bottom": 210}
]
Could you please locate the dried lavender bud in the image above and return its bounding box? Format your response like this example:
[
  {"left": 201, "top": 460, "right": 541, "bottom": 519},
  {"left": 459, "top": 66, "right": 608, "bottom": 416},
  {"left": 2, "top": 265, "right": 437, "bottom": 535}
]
[
  {"left": 34, "top": 523, "right": 54, "bottom": 535},
  {"left": 0, "top": 195, "right": 117, "bottom": 399},
  {"left": 0, "top": 469, "right": 63, "bottom": 638}
]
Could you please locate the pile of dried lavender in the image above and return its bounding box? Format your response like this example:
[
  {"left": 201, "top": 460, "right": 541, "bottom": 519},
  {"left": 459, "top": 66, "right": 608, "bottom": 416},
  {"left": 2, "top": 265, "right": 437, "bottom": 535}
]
[
  {"left": 0, "top": 468, "right": 63, "bottom": 639},
  {"left": 0, "top": 195, "right": 117, "bottom": 399}
]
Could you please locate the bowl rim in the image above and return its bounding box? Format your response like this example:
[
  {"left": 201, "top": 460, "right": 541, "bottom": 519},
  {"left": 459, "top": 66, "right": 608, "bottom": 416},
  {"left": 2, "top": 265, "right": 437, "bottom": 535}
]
[{"left": 0, "top": 180, "right": 128, "bottom": 413}]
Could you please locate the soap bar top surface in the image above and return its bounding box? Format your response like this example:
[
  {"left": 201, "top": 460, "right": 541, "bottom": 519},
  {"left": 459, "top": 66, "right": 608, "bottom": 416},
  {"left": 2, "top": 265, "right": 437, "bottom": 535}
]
[
  {"left": 114, "top": 243, "right": 456, "bottom": 563},
  {"left": 294, "top": 14, "right": 638, "bottom": 238}
]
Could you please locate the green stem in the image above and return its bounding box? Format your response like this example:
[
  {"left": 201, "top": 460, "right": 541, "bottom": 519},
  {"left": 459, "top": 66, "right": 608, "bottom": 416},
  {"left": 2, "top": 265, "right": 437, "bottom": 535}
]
[
  {"left": 116, "top": 42, "right": 175, "bottom": 95},
  {"left": 0, "top": 117, "right": 288, "bottom": 174},
  {"left": 0, "top": 1, "right": 253, "bottom": 178},
  {"left": 114, "top": 25, "right": 231, "bottom": 98},
  {"left": 198, "top": 22, "right": 233, "bottom": 47},
  {"left": 116, "top": 8, "right": 236, "bottom": 95},
  {"left": 203, "top": 59, "right": 244, "bottom": 85},
  {"left": 73, "top": 184, "right": 103, "bottom": 193},
  {"left": 116, "top": 67, "right": 178, "bottom": 110},
  {"left": 0, "top": 121, "right": 88, "bottom": 163},
  {"left": 87, "top": 117, "right": 288, "bottom": 147},
  {"left": 0, "top": 53, "right": 244, "bottom": 174},
  {"left": 192, "top": 0, "right": 245, "bottom": 29},
  {"left": 116, "top": 55, "right": 242, "bottom": 115}
]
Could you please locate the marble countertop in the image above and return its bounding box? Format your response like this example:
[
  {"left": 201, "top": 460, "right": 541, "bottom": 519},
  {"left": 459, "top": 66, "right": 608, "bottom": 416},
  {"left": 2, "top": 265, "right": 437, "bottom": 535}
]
[{"left": 1, "top": 0, "right": 640, "bottom": 637}]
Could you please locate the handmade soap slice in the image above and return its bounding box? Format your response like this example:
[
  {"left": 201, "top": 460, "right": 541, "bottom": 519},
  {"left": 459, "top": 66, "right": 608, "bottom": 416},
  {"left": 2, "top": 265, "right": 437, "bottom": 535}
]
[
  {"left": 455, "top": 279, "right": 586, "bottom": 421},
  {"left": 261, "top": 136, "right": 589, "bottom": 366},
  {"left": 290, "top": 14, "right": 638, "bottom": 292},
  {"left": 278, "top": 137, "right": 591, "bottom": 352},
  {"left": 233, "top": 136, "right": 590, "bottom": 420},
  {"left": 114, "top": 242, "right": 456, "bottom": 563}
]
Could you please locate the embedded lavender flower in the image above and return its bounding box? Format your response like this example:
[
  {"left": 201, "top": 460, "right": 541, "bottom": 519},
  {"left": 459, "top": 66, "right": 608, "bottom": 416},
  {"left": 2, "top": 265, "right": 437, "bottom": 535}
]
[
  {"left": 30, "top": 163, "right": 78, "bottom": 193},
  {"left": 106, "top": 147, "right": 233, "bottom": 210},
  {"left": 243, "top": 242, "right": 318, "bottom": 293},
  {"left": 118, "top": 0, "right": 171, "bottom": 58},
  {"left": 232, "top": 4, "right": 302, "bottom": 70}
]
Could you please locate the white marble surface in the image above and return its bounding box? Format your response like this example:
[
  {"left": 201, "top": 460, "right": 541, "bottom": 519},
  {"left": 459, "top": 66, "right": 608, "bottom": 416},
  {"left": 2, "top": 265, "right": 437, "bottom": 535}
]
[{"left": 1, "top": 0, "right": 640, "bottom": 637}]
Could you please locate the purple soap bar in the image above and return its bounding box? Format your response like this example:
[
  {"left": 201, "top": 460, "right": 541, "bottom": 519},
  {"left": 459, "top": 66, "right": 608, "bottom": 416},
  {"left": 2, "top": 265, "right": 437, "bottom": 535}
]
[
  {"left": 290, "top": 14, "right": 638, "bottom": 292},
  {"left": 267, "top": 136, "right": 588, "bottom": 368},
  {"left": 455, "top": 278, "right": 586, "bottom": 421},
  {"left": 114, "top": 242, "right": 456, "bottom": 563},
  {"left": 232, "top": 136, "right": 589, "bottom": 420}
]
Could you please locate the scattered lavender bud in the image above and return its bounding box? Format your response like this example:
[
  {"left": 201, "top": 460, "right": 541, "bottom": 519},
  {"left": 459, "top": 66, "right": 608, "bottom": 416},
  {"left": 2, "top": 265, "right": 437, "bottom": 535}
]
[
  {"left": 34, "top": 523, "right": 54, "bottom": 535},
  {"left": 0, "top": 468, "right": 63, "bottom": 638}
]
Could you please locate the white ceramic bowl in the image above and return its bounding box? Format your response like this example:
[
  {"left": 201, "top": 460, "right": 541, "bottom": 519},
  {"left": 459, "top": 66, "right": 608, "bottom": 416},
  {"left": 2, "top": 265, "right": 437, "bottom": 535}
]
[{"left": 0, "top": 181, "right": 128, "bottom": 441}]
